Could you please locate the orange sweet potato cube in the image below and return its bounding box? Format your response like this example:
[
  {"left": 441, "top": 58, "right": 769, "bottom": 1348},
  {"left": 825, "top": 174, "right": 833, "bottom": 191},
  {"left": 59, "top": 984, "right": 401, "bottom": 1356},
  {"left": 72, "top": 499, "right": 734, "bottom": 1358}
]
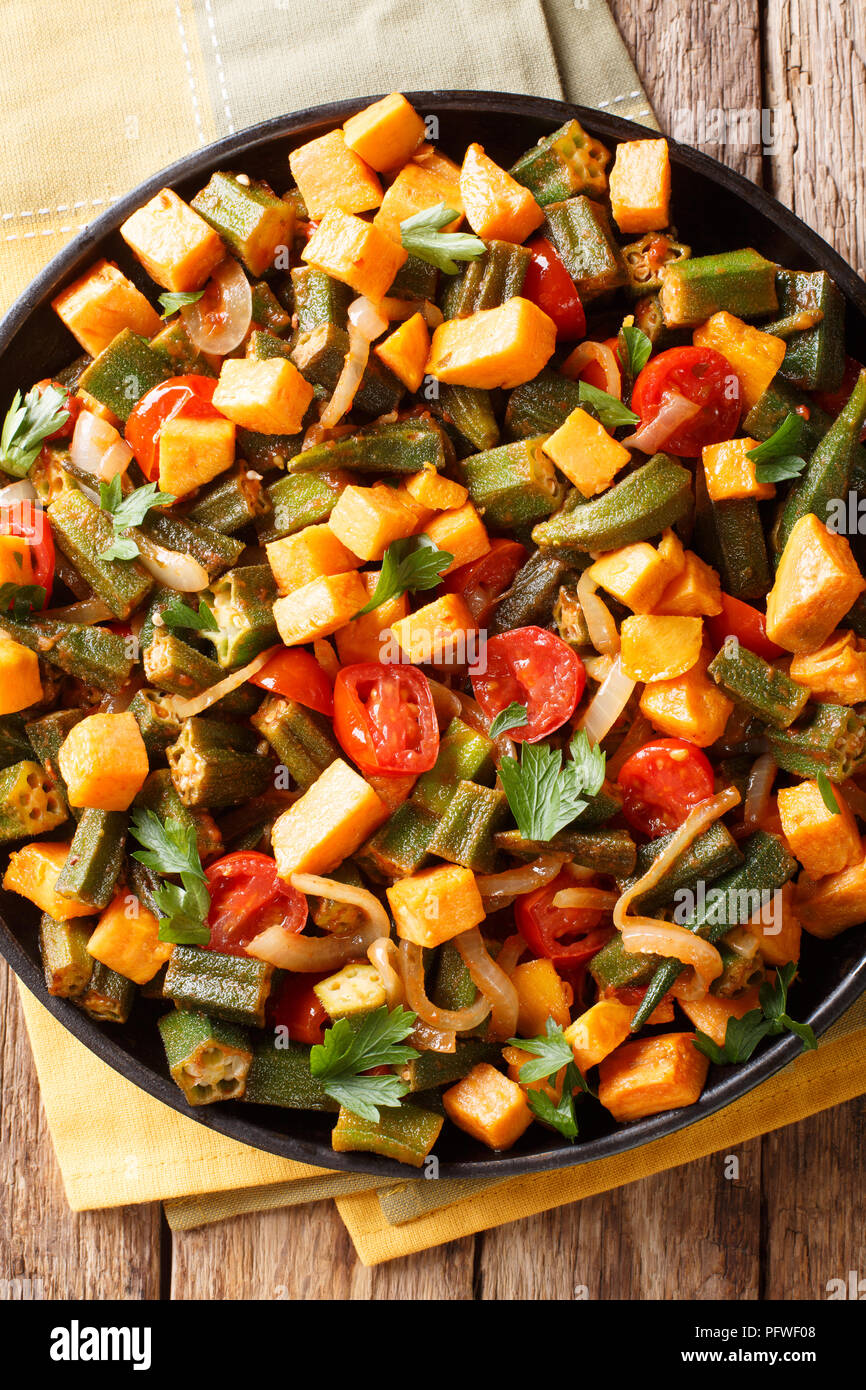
[
  {"left": 678, "top": 988, "right": 762, "bottom": 1048},
  {"left": 459, "top": 142, "right": 544, "bottom": 243},
  {"left": 766, "top": 513, "right": 866, "bottom": 654},
  {"left": 423, "top": 501, "right": 490, "bottom": 575},
  {"left": 265, "top": 524, "right": 361, "bottom": 596},
  {"left": 598, "top": 1033, "right": 710, "bottom": 1122},
  {"left": 702, "top": 437, "right": 776, "bottom": 503},
  {"left": 302, "top": 208, "right": 407, "bottom": 302},
  {"left": 374, "top": 312, "right": 430, "bottom": 392},
  {"left": 270, "top": 759, "right": 388, "bottom": 878},
  {"left": 510, "top": 958, "right": 572, "bottom": 1037},
  {"left": 289, "top": 130, "right": 383, "bottom": 217},
  {"left": 639, "top": 647, "right": 734, "bottom": 747},
  {"left": 87, "top": 891, "right": 174, "bottom": 985},
  {"left": 427, "top": 298, "right": 557, "bottom": 389},
  {"left": 390, "top": 593, "right": 476, "bottom": 664},
  {"left": 374, "top": 159, "right": 463, "bottom": 241},
  {"left": 443, "top": 1062, "right": 534, "bottom": 1150},
  {"left": 543, "top": 407, "right": 631, "bottom": 497},
  {"left": 777, "top": 779, "right": 862, "bottom": 878},
  {"left": 654, "top": 550, "right": 723, "bottom": 617},
  {"left": 3, "top": 842, "right": 94, "bottom": 920},
  {"left": 609, "top": 138, "right": 671, "bottom": 234},
  {"left": 120, "top": 188, "right": 225, "bottom": 292},
  {"left": 212, "top": 357, "right": 314, "bottom": 435},
  {"left": 564, "top": 998, "right": 634, "bottom": 1072},
  {"left": 743, "top": 882, "right": 801, "bottom": 967},
  {"left": 789, "top": 628, "right": 866, "bottom": 705},
  {"left": 343, "top": 93, "right": 426, "bottom": 172},
  {"left": 272, "top": 572, "right": 368, "bottom": 646},
  {"left": 52, "top": 258, "right": 161, "bottom": 357},
  {"left": 57, "top": 712, "right": 149, "bottom": 811},
  {"left": 328, "top": 483, "right": 420, "bottom": 562},
  {"left": 387, "top": 863, "right": 485, "bottom": 948},
  {"left": 335, "top": 571, "right": 409, "bottom": 665}
]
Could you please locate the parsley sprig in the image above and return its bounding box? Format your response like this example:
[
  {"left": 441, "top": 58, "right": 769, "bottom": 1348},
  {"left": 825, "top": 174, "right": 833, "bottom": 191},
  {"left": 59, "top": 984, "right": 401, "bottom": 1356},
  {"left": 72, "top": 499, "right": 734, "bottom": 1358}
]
[
  {"left": 578, "top": 380, "right": 639, "bottom": 430},
  {"left": 160, "top": 597, "right": 219, "bottom": 634},
  {"left": 400, "top": 203, "right": 485, "bottom": 275},
  {"left": 310, "top": 1006, "right": 419, "bottom": 1120},
  {"left": 506, "top": 1018, "right": 593, "bottom": 1141},
  {"left": 693, "top": 962, "right": 817, "bottom": 1065},
  {"left": 617, "top": 324, "right": 652, "bottom": 382},
  {"left": 158, "top": 289, "right": 205, "bottom": 319},
  {"left": 0, "top": 384, "right": 69, "bottom": 478},
  {"left": 98, "top": 476, "right": 175, "bottom": 561},
  {"left": 359, "top": 534, "right": 453, "bottom": 614},
  {"left": 0, "top": 581, "right": 46, "bottom": 618},
  {"left": 489, "top": 702, "right": 529, "bottom": 739},
  {"left": 129, "top": 809, "right": 211, "bottom": 945},
  {"left": 499, "top": 727, "right": 606, "bottom": 841},
  {"left": 747, "top": 413, "right": 808, "bottom": 484}
]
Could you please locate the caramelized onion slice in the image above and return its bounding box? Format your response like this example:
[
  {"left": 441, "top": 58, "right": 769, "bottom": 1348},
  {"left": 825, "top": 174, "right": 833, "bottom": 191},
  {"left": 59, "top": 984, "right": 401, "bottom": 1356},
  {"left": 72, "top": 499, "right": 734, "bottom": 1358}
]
[
  {"left": 454, "top": 926, "right": 519, "bottom": 1040},
  {"left": 398, "top": 938, "right": 491, "bottom": 1032}
]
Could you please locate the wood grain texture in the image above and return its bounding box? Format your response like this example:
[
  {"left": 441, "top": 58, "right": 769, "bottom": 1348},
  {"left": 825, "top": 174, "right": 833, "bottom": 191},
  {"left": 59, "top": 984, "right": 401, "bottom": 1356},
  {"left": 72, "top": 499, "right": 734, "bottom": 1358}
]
[
  {"left": 477, "top": 1142, "right": 763, "bottom": 1299},
  {"left": 0, "top": 963, "right": 161, "bottom": 1300},
  {"left": 610, "top": 0, "right": 765, "bottom": 179},
  {"left": 763, "top": 0, "right": 866, "bottom": 273}
]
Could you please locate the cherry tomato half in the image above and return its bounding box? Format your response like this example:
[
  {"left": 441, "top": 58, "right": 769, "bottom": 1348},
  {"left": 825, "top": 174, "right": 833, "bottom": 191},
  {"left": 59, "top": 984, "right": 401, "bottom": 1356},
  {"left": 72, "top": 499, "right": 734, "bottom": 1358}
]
[
  {"left": 266, "top": 970, "right": 329, "bottom": 1045},
  {"left": 0, "top": 501, "right": 55, "bottom": 605},
  {"left": 250, "top": 647, "right": 334, "bottom": 717},
  {"left": 442, "top": 537, "right": 528, "bottom": 625},
  {"left": 631, "top": 346, "right": 741, "bottom": 456},
  {"left": 471, "top": 626, "right": 585, "bottom": 743},
  {"left": 516, "top": 871, "right": 613, "bottom": 967},
  {"left": 333, "top": 664, "right": 439, "bottom": 775},
  {"left": 521, "top": 237, "right": 586, "bottom": 340},
  {"left": 706, "top": 593, "right": 784, "bottom": 662},
  {"left": 125, "top": 375, "right": 221, "bottom": 481},
  {"left": 617, "top": 738, "right": 715, "bottom": 838},
  {"left": 204, "top": 851, "right": 307, "bottom": 956}
]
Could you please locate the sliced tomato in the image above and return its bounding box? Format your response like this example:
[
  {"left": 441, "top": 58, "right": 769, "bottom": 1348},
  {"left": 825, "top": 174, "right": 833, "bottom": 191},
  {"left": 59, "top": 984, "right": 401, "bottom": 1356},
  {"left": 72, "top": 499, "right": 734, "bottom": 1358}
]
[
  {"left": 516, "top": 871, "right": 613, "bottom": 967},
  {"left": 521, "top": 237, "right": 586, "bottom": 340},
  {"left": 250, "top": 647, "right": 334, "bottom": 716},
  {"left": 706, "top": 593, "right": 784, "bottom": 661},
  {"left": 333, "top": 663, "right": 439, "bottom": 775},
  {"left": 813, "top": 355, "right": 866, "bottom": 439},
  {"left": 471, "top": 626, "right": 584, "bottom": 743},
  {"left": 204, "top": 850, "right": 307, "bottom": 956},
  {"left": 631, "top": 346, "right": 741, "bottom": 456},
  {"left": 266, "top": 970, "right": 329, "bottom": 1045},
  {"left": 617, "top": 738, "right": 714, "bottom": 838},
  {"left": 124, "top": 375, "right": 220, "bottom": 481},
  {"left": 0, "top": 501, "right": 55, "bottom": 605},
  {"left": 442, "top": 538, "right": 528, "bottom": 625}
]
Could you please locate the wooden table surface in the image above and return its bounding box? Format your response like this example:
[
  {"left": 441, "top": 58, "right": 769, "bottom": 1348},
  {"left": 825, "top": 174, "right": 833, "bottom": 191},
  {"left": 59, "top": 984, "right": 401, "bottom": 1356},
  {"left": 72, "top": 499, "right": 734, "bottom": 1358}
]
[{"left": 3, "top": 0, "right": 866, "bottom": 1301}]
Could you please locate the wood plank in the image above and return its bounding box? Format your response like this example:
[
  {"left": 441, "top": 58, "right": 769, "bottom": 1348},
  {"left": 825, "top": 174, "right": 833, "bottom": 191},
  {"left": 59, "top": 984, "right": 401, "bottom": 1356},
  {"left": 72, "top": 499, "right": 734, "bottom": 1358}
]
[
  {"left": 763, "top": 0, "right": 866, "bottom": 272},
  {"left": 761, "top": 1096, "right": 866, "bottom": 1298},
  {"left": 170, "top": 1200, "right": 475, "bottom": 1299},
  {"left": 0, "top": 963, "right": 162, "bottom": 1300},
  {"left": 610, "top": 0, "right": 765, "bottom": 180},
  {"left": 478, "top": 1141, "right": 763, "bottom": 1299}
]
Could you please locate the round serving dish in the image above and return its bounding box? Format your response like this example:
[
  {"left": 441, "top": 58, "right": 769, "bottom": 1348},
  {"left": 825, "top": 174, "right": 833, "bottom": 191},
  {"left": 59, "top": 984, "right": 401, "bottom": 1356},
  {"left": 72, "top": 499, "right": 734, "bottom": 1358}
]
[{"left": 2, "top": 91, "right": 865, "bottom": 1179}]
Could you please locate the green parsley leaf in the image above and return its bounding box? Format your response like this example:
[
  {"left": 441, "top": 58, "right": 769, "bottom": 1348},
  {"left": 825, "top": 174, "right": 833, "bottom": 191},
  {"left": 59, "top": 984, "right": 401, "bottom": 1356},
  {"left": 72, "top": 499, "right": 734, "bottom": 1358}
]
[
  {"left": 400, "top": 202, "right": 486, "bottom": 275},
  {"left": 129, "top": 809, "right": 211, "bottom": 945},
  {"left": 693, "top": 961, "right": 817, "bottom": 1064},
  {"left": 158, "top": 289, "right": 205, "bottom": 319},
  {"left": 505, "top": 1018, "right": 573, "bottom": 1083},
  {"left": 525, "top": 1084, "right": 580, "bottom": 1141},
  {"left": 499, "top": 729, "right": 606, "bottom": 841},
  {"left": 488, "top": 702, "right": 529, "bottom": 739},
  {"left": 577, "top": 380, "right": 639, "bottom": 430},
  {"left": 816, "top": 769, "right": 840, "bottom": 815},
  {"left": 359, "top": 534, "right": 454, "bottom": 614},
  {"left": 98, "top": 478, "right": 175, "bottom": 561},
  {"left": 747, "top": 413, "right": 808, "bottom": 484},
  {"left": 0, "top": 582, "right": 47, "bottom": 618},
  {"left": 0, "top": 385, "right": 69, "bottom": 478},
  {"left": 161, "top": 598, "right": 219, "bottom": 634},
  {"left": 618, "top": 324, "right": 652, "bottom": 380},
  {"left": 310, "top": 1005, "right": 419, "bottom": 1121}
]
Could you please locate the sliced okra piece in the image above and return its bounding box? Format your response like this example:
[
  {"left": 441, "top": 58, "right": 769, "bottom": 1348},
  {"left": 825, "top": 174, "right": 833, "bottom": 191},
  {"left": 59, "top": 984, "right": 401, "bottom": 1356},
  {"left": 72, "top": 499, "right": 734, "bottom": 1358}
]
[
  {"left": 440, "top": 239, "right": 530, "bottom": 318},
  {"left": 142, "top": 628, "right": 258, "bottom": 716},
  {"left": 707, "top": 644, "right": 809, "bottom": 728},
  {"left": 150, "top": 317, "right": 217, "bottom": 376},
  {"left": 427, "top": 780, "right": 509, "bottom": 873},
  {"left": 127, "top": 688, "right": 183, "bottom": 760},
  {"left": 435, "top": 384, "right": 500, "bottom": 452},
  {"left": 26, "top": 707, "right": 88, "bottom": 795},
  {"left": 167, "top": 716, "right": 274, "bottom": 808},
  {"left": 39, "top": 913, "right": 94, "bottom": 998},
  {"left": 187, "top": 465, "right": 272, "bottom": 535},
  {"left": 542, "top": 196, "right": 627, "bottom": 300},
  {"left": 772, "top": 268, "right": 845, "bottom": 392},
  {"left": 460, "top": 435, "right": 566, "bottom": 530},
  {"left": 163, "top": 945, "right": 273, "bottom": 1027},
  {"left": 774, "top": 368, "right": 866, "bottom": 556},
  {"left": 331, "top": 1103, "right": 444, "bottom": 1167},
  {"left": 78, "top": 329, "right": 170, "bottom": 421},
  {"left": 138, "top": 510, "right": 244, "bottom": 581},
  {"left": 765, "top": 703, "right": 866, "bottom": 782},
  {"left": 250, "top": 281, "right": 292, "bottom": 336},
  {"left": 616, "top": 822, "right": 744, "bottom": 915},
  {"left": 54, "top": 809, "right": 126, "bottom": 909},
  {"left": 509, "top": 117, "right": 610, "bottom": 205},
  {"left": 494, "top": 827, "right": 637, "bottom": 878},
  {"left": 191, "top": 172, "right": 295, "bottom": 277},
  {"left": 659, "top": 247, "right": 779, "bottom": 328},
  {"left": 204, "top": 563, "right": 279, "bottom": 668},
  {"left": 0, "top": 715, "right": 34, "bottom": 772},
  {"left": 158, "top": 1008, "right": 253, "bottom": 1105},
  {"left": 0, "top": 760, "right": 68, "bottom": 843},
  {"left": 504, "top": 369, "right": 583, "bottom": 441},
  {"left": 257, "top": 469, "right": 350, "bottom": 543},
  {"left": 241, "top": 1038, "right": 338, "bottom": 1110},
  {"left": 251, "top": 694, "right": 340, "bottom": 791},
  {"left": 79, "top": 961, "right": 136, "bottom": 1023},
  {"left": 286, "top": 417, "right": 448, "bottom": 476},
  {"left": 47, "top": 484, "right": 154, "bottom": 618},
  {"left": 622, "top": 231, "right": 691, "bottom": 297}
]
